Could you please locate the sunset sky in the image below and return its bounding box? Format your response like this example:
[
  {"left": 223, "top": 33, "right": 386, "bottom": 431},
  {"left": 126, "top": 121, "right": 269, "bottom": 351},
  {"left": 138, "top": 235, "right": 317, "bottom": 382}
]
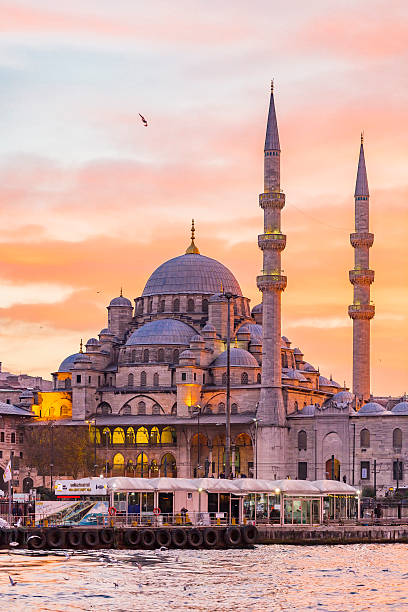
[{"left": 0, "top": 0, "right": 407, "bottom": 395}]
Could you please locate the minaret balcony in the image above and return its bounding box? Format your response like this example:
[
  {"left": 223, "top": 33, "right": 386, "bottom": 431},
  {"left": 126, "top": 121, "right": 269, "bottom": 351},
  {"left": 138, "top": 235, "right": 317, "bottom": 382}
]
[
  {"left": 348, "top": 304, "right": 375, "bottom": 320},
  {"left": 258, "top": 233, "right": 286, "bottom": 251},
  {"left": 257, "top": 271, "right": 287, "bottom": 292},
  {"left": 259, "top": 192, "right": 285, "bottom": 210},
  {"left": 349, "top": 269, "right": 375, "bottom": 285},
  {"left": 350, "top": 232, "right": 374, "bottom": 248}
]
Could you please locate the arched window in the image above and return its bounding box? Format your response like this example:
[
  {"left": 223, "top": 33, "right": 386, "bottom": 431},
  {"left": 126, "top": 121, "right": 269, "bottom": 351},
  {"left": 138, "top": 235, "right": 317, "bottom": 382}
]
[
  {"left": 241, "top": 372, "right": 249, "bottom": 385},
  {"left": 122, "top": 404, "right": 131, "bottom": 415},
  {"left": 148, "top": 300, "right": 153, "bottom": 313},
  {"left": 143, "top": 349, "right": 149, "bottom": 363},
  {"left": 126, "top": 427, "right": 135, "bottom": 444},
  {"left": 102, "top": 428, "right": 111, "bottom": 445},
  {"left": 137, "top": 400, "right": 146, "bottom": 415},
  {"left": 140, "top": 371, "right": 147, "bottom": 387},
  {"left": 222, "top": 372, "right": 227, "bottom": 385},
  {"left": 150, "top": 426, "right": 160, "bottom": 444},
  {"left": 202, "top": 298, "right": 208, "bottom": 313},
  {"left": 131, "top": 350, "right": 136, "bottom": 362},
  {"left": 128, "top": 373, "right": 134, "bottom": 387},
  {"left": 231, "top": 403, "right": 238, "bottom": 414},
  {"left": 393, "top": 428, "right": 402, "bottom": 449},
  {"left": 136, "top": 427, "right": 149, "bottom": 444},
  {"left": 218, "top": 402, "right": 225, "bottom": 414},
  {"left": 360, "top": 428, "right": 370, "bottom": 448},
  {"left": 159, "top": 299, "right": 165, "bottom": 312},
  {"left": 113, "top": 427, "right": 125, "bottom": 444},
  {"left": 158, "top": 348, "right": 164, "bottom": 362},
  {"left": 153, "top": 373, "right": 159, "bottom": 387},
  {"left": 187, "top": 298, "right": 195, "bottom": 312},
  {"left": 152, "top": 403, "right": 161, "bottom": 415},
  {"left": 173, "top": 298, "right": 180, "bottom": 313},
  {"left": 173, "top": 349, "right": 179, "bottom": 364},
  {"left": 257, "top": 373, "right": 261, "bottom": 384},
  {"left": 161, "top": 453, "right": 177, "bottom": 477},
  {"left": 135, "top": 452, "right": 148, "bottom": 477},
  {"left": 161, "top": 426, "right": 176, "bottom": 444},
  {"left": 98, "top": 402, "right": 112, "bottom": 415},
  {"left": 298, "top": 430, "right": 307, "bottom": 451},
  {"left": 113, "top": 453, "right": 125, "bottom": 475}
]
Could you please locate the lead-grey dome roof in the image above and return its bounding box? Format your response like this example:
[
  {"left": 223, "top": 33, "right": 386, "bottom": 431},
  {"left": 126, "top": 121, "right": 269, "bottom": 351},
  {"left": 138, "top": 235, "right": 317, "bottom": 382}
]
[
  {"left": 58, "top": 353, "right": 82, "bottom": 372},
  {"left": 211, "top": 347, "right": 259, "bottom": 368},
  {"left": 142, "top": 253, "right": 242, "bottom": 297},
  {"left": 391, "top": 401, "right": 408, "bottom": 415},
  {"left": 358, "top": 401, "right": 388, "bottom": 415},
  {"left": 125, "top": 318, "right": 196, "bottom": 346},
  {"left": 109, "top": 295, "right": 132, "bottom": 307}
]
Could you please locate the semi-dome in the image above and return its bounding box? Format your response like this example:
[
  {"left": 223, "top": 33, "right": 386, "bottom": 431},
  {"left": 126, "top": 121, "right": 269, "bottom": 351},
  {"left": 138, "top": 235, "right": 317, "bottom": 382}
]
[
  {"left": 304, "top": 362, "right": 316, "bottom": 372},
  {"left": 251, "top": 303, "right": 262, "bottom": 314},
  {"left": 283, "top": 368, "right": 307, "bottom": 382},
  {"left": 391, "top": 401, "right": 408, "bottom": 415},
  {"left": 58, "top": 353, "right": 82, "bottom": 372},
  {"left": 358, "top": 401, "right": 387, "bottom": 415},
  {"left": 211, "top": 347, "right": 259, "bottom": 368},
  {"left": 330, "top": 391, "right": 354, "bottom": 405},
  {"left": 99, "top": 328, "right": 114, "bottom": 336},
  {"left": 125, "top": 318, "right": 196, "bottom": 346},
  {"left": 247, "top": 323, "right": 263, "bottom": 341},
  {"left": 142, "top": 253, "right": 242, "bottom": 297},
  {"left": 109, "top": 295, "right": 132, "bottom": 307},
  {"left": 190, "top": 334, "right": 204, "bottom": 343},
  {"left": 86, "top": 338, "right": 99, "bottom": 346},
  {"left": 202, "top": 323, "right": 216, "bottom": 333}
]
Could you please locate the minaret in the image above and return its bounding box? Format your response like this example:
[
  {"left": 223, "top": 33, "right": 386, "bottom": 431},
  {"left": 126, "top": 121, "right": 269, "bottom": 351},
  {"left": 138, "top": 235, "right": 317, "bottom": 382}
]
[
  {"left": 257, "top": 82, "right": 287, "bottom": 427},
  {"left": 348, "top": 134, "right": 374, "bottom": 402}
]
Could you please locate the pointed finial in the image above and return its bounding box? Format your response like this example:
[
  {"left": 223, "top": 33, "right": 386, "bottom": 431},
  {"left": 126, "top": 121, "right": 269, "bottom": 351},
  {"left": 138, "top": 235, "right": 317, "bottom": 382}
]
[
  {"left": 220, "top": 281, "right": 224, "bottom": 293},
  {"left": 120, "top": 287, "right": 123, "bottom": 297},
  {"left": 234, "top": 336, "right": 238, "bottom": 348},
  {"left": 361, "top": 131, "right": 364, "bottom": 144},
  {"left": 271, "top": 79, "right": 274, "bottom": 93},
  {"left": 79, "top": 338, "right": 83, "bottom": 353},
  {"left": 185, "top": 218, "right": 200, "bottom": 254}
]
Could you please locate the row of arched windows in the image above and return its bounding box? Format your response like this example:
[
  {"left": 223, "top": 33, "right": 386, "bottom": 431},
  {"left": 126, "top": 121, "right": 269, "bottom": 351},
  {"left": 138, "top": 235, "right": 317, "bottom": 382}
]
[
  {"left": 127, "top": 372, "right": 161, "bottom": 388},
  {"left": 97, "top": 401, "right": 176, "bottom": 416},
  {"left": 220, "top": 372, "right": 260, "bottom": 385},
  {"left": 91, "top": 425, "right": 176, "bottom": 446},
  {"left": 112, "top": 452, "right": 177, "bottom": 477},
  {"left": 128, "top": 348, "right": 179, "bottom": 364},
  {"left": 360, "top": 428, "right": 403, "bottom": 449},
  {"left": 143, "top": 298, "right": 209, "bottom": 315}
]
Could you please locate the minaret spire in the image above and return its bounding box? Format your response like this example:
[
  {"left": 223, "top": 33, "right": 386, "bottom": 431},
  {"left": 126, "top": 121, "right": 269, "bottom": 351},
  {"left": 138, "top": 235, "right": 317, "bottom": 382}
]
[
  {"left": 256, "top": 81, "right": 287, "bottom": 428},
  {"left": 185, "top": 218, "right": 200, "bottom": 254},
  {"left": 349, "top": 135, "right": 374, "bottom": 403}
]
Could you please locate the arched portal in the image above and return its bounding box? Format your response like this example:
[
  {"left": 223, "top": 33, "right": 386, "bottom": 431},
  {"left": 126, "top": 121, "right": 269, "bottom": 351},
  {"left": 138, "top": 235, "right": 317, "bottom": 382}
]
[
  {"left": 161, "top": 453, "right": 177, "bottom": 477},
  {"left": 113, "top": 452, "right": 125, "bottom": 476},
  {"left": 212, "top": 434, "right": 225, "bottom": 477},
  {"left": 135, "top": 452, "right": 149, "bottom": 477},
  {"left": 325, "top": 457, "right": 340, "bottom": 481},
  {"left": 235, "top": 433, "right": 253, "bottom": 477},
  {"left": 190, "top": 433, "right": 209, "bottom": 477}
]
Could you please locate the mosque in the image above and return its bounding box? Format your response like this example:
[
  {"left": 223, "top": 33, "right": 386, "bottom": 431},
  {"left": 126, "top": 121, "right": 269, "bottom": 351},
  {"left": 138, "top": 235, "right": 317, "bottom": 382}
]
[{"left": 29, "top": 84, "right": 407, "bottom": 495}]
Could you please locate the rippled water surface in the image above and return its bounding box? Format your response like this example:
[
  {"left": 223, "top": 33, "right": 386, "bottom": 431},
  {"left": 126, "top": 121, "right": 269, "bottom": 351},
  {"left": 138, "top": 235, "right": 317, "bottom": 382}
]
[{"left": 0, "top": 544, "right": 407, "bottom": 610}]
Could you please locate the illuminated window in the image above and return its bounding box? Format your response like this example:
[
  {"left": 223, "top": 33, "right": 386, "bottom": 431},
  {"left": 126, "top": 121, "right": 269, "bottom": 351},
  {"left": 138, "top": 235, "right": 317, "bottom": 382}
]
[
  {"left": 150, "top": 426, "right": 159, "bottom": 444},
  {"left": 136, "top": 427, "right": 149, "bottom": 444},
  {"left": 126, "top": 427, "right": 135, "bottom": 444},
  {"left": 136, "top": 452, "right": 149, "bottom": 477},
  {"left": 113, "top": 427, "right": 125, "bottom": 444},
  {"left": 361, "top": 461, "right": 370, "bottom": 479}
]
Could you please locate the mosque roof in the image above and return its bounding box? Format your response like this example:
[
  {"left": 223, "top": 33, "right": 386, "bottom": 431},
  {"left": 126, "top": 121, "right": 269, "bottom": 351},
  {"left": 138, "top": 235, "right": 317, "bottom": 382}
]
[
  {"left": 358, "top": 401, "right": 388, "bottom": 415},
  {"left": 58, "top": 353, "right": 83, "bottom": 372},
  {"left": 391, "top": 401, "right": 408, "bottom": 415},
  {"left": 211, "top": 347, "right": 259, "bottom": 368},
  {"left": 0, "top": 402, "right": 32, "bottom": 417},
  {"left": 283, "top": 368, "right": 307, "bottom": 382},
  {"left": 251, "top": 303, "right": 262, "bottom": 314},
  {"left": 330, "top": 391, "right": 354, "bottom": 405},
  {"left": 299, "top": 404, "right": 316, "bottom": 416},
  {"left": 125, "top": 319, "right": 196, "bottom": 346},
  {"left": 86, "top": 338, "right": 99, "bottom": 345},
  {"left": 303, "top": 362, "right": 316, "bottom": 372},
  {"left": 142, "top": 253, "right": 242, "bottom": 297}
]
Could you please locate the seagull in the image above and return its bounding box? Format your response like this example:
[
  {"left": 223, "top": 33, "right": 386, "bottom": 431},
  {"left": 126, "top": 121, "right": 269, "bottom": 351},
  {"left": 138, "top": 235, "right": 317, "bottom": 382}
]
[
  {"left": 9, "top": 575, "right": 17, "bottom": 586},
  {"left": 114, "top": 582, "right": 119, "bottom": 589},
  {"left": 9, "top": 541, "right": 19, "bottom": 547},
  {"left": 139, "top": 113, "right": 148, "bottom": 127}
]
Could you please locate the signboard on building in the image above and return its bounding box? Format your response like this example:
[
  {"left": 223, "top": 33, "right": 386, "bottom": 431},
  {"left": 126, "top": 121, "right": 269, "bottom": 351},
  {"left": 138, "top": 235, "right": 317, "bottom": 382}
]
[
  {"left": 13, "top": 493, "right": 29, "bottom": 502},
  {"left": 55, "top": 478, "right": 108, "bottom": 496}
]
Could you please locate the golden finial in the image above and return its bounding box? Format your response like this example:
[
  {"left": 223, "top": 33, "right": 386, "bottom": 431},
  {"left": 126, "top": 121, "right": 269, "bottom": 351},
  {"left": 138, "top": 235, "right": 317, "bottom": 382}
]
[
  {"left": 79, "top": 338, "right": 83, "bottom": 353},
  {"left": 271, "top": 79, "right": 274, "bottom": 93},
  {"left": 234, "top": 337, "right": 238, "bottom": 348},
  {"left": 361, "top": 131, "right": 364, "bottom": 144},
  {"left": 220, "top": 281, "right": 224, "bottom": 293},
  {"left": 185, "top": 218, "right": 200, "bottom": 254}
]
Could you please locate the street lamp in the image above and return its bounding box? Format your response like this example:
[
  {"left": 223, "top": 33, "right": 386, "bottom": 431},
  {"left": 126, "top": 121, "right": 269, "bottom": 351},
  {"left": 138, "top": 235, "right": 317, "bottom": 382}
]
[
  {"left": 251, "top": 417, "right": 262, "bottom": 479},
  {"left": 86, "top": 418, "right": 98, "bottom": 476},
  {"left": 222, "top": 291, "right": 237, "bottom": 478},
  {"left": 192, "top": 405, "right": 202, "bottom": 477},
  {"left": 49, "top": 421, "right": 55, "bottom": 493}
]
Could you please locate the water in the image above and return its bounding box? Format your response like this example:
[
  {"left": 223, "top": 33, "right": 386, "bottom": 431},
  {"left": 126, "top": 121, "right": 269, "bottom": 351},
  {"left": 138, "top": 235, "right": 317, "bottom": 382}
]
[{"left": 0, "top": 544, "right": 407, "bottom": 610}]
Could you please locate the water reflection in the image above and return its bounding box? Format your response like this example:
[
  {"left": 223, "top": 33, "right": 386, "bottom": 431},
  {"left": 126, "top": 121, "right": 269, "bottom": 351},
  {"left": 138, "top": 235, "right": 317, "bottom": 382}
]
[{"left": 0, "top": 544, "right": 407, "bottom": 610}]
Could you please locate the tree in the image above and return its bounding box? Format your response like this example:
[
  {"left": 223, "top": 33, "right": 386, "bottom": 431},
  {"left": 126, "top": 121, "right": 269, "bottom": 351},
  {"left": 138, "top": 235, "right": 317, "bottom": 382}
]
[{"left": 24, "top": 424, "right": 94, "bottom": 481}]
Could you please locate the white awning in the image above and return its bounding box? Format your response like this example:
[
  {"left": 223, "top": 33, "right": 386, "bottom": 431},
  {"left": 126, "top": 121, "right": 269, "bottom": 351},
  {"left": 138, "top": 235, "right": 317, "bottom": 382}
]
[{"left": 312, "top": 480, "right": 358, "bottom": 495}]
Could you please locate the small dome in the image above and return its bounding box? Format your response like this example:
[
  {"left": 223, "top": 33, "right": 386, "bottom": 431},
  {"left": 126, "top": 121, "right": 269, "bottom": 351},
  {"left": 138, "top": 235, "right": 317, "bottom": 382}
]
[
  {"left": 237, "top": 324, "right": 250, "bottom": 334},
  {"left": 86, "top": 338, "right": 99, "bottom": 346},
  {"left": 358, "top": 401, "right": 387, "bottom": 415},
  {"left": 126, "top": 318, "right": 196, "bottom": 346},
  {"left": 251, "top": 303, "right": 262, "bottom": 314},
  {"left": 303, "top": 362, "right": 316, "bottom": 372},
  {"left": 142, "top": 253, "right": 242, "bottom": 297},
  {"left": 190, "top": 334, "right": 204, "bottom": 343},
  {"left": 282, "top": 336, "right": 291, "bottom": 344},
  {"left": 283, "top": 368, "right": 307, "bottom": 382},
  {"left": 331, "top": 391, "right": 354, "bottom": 405},
  {"left": 58, "top": 353, "right": 82, "bottom": 372},
  {"left": 300, "top": 404, "right": 315, "bottom": 416},
  {"left": 99, "top": 328, "right": 114, "bottom": 336},
  {"left": 109, "top": 295, "right": 132, "bottom": 307},
  {"left": 250, "top": 338, "right": 262, "bottom": 347},
  {"left": 211, "top": 347, "right": 259, "bottom": 368},
  {"left": 246, "top": 324, "right": 263, "bottom": 341},
  {"left": 319, "top": 375, "right": 332, "bottom": 386},
  {"left": 202, "top": 323, "right": 216, "bottom": 332},
  {"left": 209, "top": 293, "right": 226, "bottom": 303},
  {"left": 179, "top": 350, "right": 195, "bottom": 360},
  {"left": 294, "top": 347, "right": 303, "bottom": 355},
  {"left": 391, "top": 401, "right": 408, "bottom": 415},
  {"left": 329, "top": 378, "right": 342, "bottom": 388}
]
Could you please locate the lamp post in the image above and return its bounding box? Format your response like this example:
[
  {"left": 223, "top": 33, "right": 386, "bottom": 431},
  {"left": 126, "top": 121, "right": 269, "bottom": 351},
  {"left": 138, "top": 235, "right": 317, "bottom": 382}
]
[
  {"left": 86, "top": 418, "right": 98, "bottom": 476},
  {"left": 251, "top": 418, "right": 262, "bottom": 479},
  {"left": 192, "top": 405, "right": 202, "bottom": 477},
  {"left": 49, "top": 421, "right": 55, "bottom": 493},
  {"left": 352, "top": 422, "right": 356, "bottom": 486},
  {"left": 222, "top": 291, "right": 237, "bottom": 478}
]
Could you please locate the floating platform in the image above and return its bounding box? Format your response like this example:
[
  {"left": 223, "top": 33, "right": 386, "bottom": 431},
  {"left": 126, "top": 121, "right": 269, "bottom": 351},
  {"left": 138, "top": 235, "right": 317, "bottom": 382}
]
[{"left": 257, "top": 524, "right": 408, "bottom": 545}]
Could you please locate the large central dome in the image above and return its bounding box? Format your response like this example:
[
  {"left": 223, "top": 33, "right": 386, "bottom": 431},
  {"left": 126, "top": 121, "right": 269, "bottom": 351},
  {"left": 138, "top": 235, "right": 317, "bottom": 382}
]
[{"left": 142, "top": 253, "right": 242, "bottom": 297}]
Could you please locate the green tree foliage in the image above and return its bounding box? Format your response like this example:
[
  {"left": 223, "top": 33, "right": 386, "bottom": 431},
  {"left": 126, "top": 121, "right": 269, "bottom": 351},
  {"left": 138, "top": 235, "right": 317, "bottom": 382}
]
[{"left": 24, "top": 424, "right": 94, "bottom": 480}]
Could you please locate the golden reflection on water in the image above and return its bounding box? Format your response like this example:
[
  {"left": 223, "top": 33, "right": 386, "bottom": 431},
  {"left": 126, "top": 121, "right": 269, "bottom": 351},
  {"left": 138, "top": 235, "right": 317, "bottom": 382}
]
[{"left": 0, "top": 544, "right": 407, "bottom": 611}]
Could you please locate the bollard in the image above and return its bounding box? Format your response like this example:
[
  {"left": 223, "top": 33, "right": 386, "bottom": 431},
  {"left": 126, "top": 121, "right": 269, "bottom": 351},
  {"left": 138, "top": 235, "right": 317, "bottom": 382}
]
[{"left": 232, "top": 518, "right": 236, "bottom": 525}]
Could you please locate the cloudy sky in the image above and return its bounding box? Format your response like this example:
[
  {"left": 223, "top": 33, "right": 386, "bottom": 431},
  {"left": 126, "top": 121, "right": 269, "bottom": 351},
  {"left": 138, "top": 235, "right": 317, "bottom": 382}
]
[{"left": 0, "top": 0, "right": 406, "bottom": 395}]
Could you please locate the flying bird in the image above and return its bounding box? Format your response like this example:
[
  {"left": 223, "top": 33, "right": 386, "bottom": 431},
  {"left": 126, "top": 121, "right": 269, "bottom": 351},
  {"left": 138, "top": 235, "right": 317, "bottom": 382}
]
[
  {"left": 9, "top": 575, "right": 17, "bottom": 586},
  {"left": 139, "top": 113, "right": 148, "bottom": 127}
]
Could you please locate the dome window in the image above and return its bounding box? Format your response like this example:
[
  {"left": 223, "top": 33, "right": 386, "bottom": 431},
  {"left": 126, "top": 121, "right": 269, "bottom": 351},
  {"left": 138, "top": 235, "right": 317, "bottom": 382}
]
[
  {"left": 241, "top": 372, "right": 249, "bottom": 385},
  {"left": 131, "top": 350, "right": 136, "bottom": 362},
  {"left": 143, "top": 349, "right": 149, "bottom": 363},
  {"left": 158, "top": 348, "right": 165, "bottom": 362},
  {"left": 140, "top": 371, "right": 147, "bottom": 387},
  {"left": 257, "top": 373, "right": 261, "bottom": 384},
  {"left": 173, "top": 298, "right": 180, "bottom": 313},
  {"left": 173, "top": 349, "right": 179, "bottom": 364},
  {"left": 187, "top": 298, "right": 195, "bottom": 313},
  {"left": 222, "top": 372, "right": 227, "bottom": 386},
  {"left": 202, "top": 298, "right": 208, "bottom": 313},
  {"left": 159, "top": 299, "right": 165, "bottom": 313}
]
